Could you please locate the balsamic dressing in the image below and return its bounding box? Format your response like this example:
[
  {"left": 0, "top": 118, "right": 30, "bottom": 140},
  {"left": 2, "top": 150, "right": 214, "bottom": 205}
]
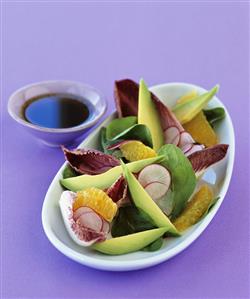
[{"left": 23, "top": 93, "right": 91, "bottom": 129}]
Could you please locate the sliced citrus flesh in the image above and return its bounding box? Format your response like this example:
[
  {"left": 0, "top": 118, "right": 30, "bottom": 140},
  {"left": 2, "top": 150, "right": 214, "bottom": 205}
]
[
  {"left": 120, "top": 141, "right": 157, "bottom": 162},
  {"left": 183, "top": 111, "right": 218, "bottom": 147},
  {"left": 73, "top": 187, "right": 118, "bottom": 222},
  {"left": 173, "top": 184, "right": 214, "bottom": 232}
]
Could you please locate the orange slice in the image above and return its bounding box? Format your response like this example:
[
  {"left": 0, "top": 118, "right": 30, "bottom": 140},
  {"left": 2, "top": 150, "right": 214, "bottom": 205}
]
[
  {"left": 183, "top": 111, "right": 218, "bottom": 147},
  {"left": 120, "top": 141, "right": 157, "bottom": 162},
  {"left": 73, "top": 187, "right": 117, "bottom": 222},
  {"left": 173, "top": 184, "right": 214, "bottom": 232}
]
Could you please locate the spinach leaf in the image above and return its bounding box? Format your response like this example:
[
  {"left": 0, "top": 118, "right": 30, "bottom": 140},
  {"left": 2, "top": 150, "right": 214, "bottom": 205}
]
[
  {"left": 106, "top": 116, "right": 137, "bottom": 140},
  {"left": 203, "top": 107, "right": 225, "bottom": 126},
  {"left": 143, "top": 237, "right": 164, "bottom": 252},
  {"left": 158, "top": 144, "right": 196, "bottom": 219},
  {"left": 111, "top": 206, "right": 156, "bottom": 237},
  {"left": 110, "top": 124, "right": 153, "bottom": 147},
  {"left": 100, "top": 127, "right": 122, "bottom": 155},
  {"left": 62, "top": 164, "right": 79, "bottom": 179}
]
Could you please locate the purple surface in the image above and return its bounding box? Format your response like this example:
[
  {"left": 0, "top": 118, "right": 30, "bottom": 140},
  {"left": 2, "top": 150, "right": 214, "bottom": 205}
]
[{"left": 2, "top": 2, "right": 250, "bottom": 299}]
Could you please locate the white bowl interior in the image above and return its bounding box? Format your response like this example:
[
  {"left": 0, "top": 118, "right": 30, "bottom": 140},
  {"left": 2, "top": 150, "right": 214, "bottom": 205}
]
[{"left": 42, "top": 82, "right": 235, "bottom": 271}]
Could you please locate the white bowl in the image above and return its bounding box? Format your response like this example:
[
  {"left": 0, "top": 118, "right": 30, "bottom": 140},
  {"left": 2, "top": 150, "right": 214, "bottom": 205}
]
[
  {"left": 8, "top": 80, "right": 107, "bottom": 147},
  {"left": 42, "top": 82, "right": 235, "bottom": 271}
]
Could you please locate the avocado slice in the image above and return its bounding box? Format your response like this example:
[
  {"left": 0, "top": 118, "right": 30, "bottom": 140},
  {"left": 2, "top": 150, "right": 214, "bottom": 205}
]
[
  {"left": 92, "top": 227, "right": 168, "bottom": 255},
  {"left": 121, "top": 162, "right": 179, "bottom": 236},
  {"left": 138, "top": 79, "right": 164, "bottom": 151},
  {"left": 172, "top": 85, "right": 219, "bottom": 124},
  {"left": 60, "top": 156, "right": 164, "bottom": 192}
]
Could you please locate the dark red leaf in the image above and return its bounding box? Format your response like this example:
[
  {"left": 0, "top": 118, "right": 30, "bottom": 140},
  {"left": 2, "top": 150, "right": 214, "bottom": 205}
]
[
  {"left": 188, "top": 144, "right": 229, "bottom": 173},
  {"left": 114, "top": 79, "right": 139, "bottom": 117},
  {"left": 63, "top": 147, "right": 120, "bottom": 175},
  {"left": 106, "top": 175, "right": 129, "bottom": 207},
  {"left": 114, "top": 79, "right": 183, "bottom": 129},
  {"left": 151, "top": 93, "right": 184, "bottom": 132}
]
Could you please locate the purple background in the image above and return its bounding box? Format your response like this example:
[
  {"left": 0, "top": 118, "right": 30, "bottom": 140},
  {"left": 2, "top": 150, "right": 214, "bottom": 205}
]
[{"left": 2, "top": 2, "right": 250, "bottom": 299}]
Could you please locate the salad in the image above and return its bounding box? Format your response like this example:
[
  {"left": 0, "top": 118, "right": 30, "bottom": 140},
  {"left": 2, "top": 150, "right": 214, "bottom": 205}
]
[{"left": 59, "top": 79, "right": 228, "bottom": 255}]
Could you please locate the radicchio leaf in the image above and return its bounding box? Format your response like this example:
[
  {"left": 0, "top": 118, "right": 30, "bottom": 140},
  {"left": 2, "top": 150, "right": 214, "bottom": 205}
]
[
  {"left": 114, "top": 79, "right": 194, "bottom": 149},
  {"left": 151, "top": 93, "right": 184, "bottom": 132},
  {"left": 114, "top": 79, "right": 139, "bottom": 117},
  {"left": 188, "top": 144, "right": 229, "bottom": 174},
  {"left": 62, "top": 147, "right": 120, "bottom": 175},
  {"left": 106, "top": 175, "right": 129, "bottom": 207}
]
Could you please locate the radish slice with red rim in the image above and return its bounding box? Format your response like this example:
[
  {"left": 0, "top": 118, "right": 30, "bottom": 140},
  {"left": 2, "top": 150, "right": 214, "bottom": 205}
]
[
  {"left": 74, "top": 207, "right": 106, "bottom": 233},
  {"left": 181, "top": 143, "right": 194, "bottom": 155},
  {"left": 178, "top": 132, "right": 194, "bottom": 148},
  {"left": 164, "top": 126, "right": 180, "bottom": 145},
  {"left": 138, "top": 164, "right": 171, "bottom": 201},
  {"left": 184, "top": 144, "right": 204, "bottom": 157},
  {"left": 59, "top": 191, "right": 108, "bottom": 246}
]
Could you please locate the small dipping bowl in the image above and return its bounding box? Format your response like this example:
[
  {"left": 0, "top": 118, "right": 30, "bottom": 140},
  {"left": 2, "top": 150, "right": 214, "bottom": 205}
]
[{"left": 8, "top": 80, "right": 107, "bottom": 147}]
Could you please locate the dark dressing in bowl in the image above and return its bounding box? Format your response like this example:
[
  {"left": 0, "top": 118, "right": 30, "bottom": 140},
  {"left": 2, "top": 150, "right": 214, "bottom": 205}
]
[{"left": 23, "top": 93, "right": 92, "bottom": 129}]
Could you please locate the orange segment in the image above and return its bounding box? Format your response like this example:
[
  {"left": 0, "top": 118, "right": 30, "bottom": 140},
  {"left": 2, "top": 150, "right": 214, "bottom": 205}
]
[
  {"left": 73, "top": 187, "right": 117, "bottom": 222},
  {"left": 173, "top": 184, "right": 214, "bottom": 232},
  {"left": 183, "top": 111, "right": 218, "bottom": 147},
  {"left": 120, "top": 141, "right": 157, "bottom": 162}
]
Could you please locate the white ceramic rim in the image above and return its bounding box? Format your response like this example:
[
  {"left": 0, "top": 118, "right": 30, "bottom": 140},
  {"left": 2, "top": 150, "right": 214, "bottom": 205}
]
[
  {"left": 7, "top": 80, "right": 107, "bottom": 133},
  {"left": 41, "top": 82, "right": 235, "bottom": 271}
]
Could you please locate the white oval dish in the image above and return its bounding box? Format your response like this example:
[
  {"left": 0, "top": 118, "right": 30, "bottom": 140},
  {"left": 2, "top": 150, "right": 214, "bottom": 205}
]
[{"left": 42, "top": 82, "right": 235, "bottom": 271}]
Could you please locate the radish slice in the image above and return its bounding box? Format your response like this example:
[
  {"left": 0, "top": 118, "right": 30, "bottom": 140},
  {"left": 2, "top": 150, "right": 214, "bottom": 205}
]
[
  {"left": 138, "top": 164, "right": 171, "bottom": 201},
  {"left": 181, "top": 143, "right": 194, "bottom": 155},
  {"left": 101, "top": 220, "right": 110, "bottom": 234},
  {"left": 164, "top": 126, "right": 180, "bottom": 145},
  {"left": 59, "top": 191, "right": 108, "bottom": 246},
  {"left": 74, "top": 207, "right": 104, "bottom": 232},
  {"left": 158, "top": 195, "right": 174, "bottom": 216},
  {"left": 178, "top": 132, "right": 194, "bottom": 148},
  {"left": 184, "top": 144, "right": 204, "bottom": 157}
]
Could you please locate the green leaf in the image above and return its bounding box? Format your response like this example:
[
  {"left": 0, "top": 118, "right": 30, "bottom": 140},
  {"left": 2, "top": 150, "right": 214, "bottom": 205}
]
[
  {"left": 106, "top": 116, "right": 137, "bottom": 140},
  {"left": 172, "top": 85, "right": 219, "bottom": 124},
  {"left": 143, "top": 237, "right": 164, "bottom": 252},
  {"left": 62, "top": 164, "right": 78, "bottom": 179},
  {"left": 100, "top": 127, "right": 122, "bottom": 155},
  {"left": 110, "top": 124, "right": 153, "bottom": 148},
  {"left": 158, "top": 144, "right": 196, "bottom": 219},
  {"left": 203, "top": 107, "right": 225, "bottom": 126},
  {"left": 111, "top": 206, "right": 156, "bottom": 237}
]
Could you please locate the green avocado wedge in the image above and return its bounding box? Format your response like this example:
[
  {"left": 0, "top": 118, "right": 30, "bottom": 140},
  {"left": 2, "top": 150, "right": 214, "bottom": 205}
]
[
  {"left": 92, "top": 227, "right": 169, "bottom": 255},
  {"left": 158, "top": 144, "right": 196, "bottom": 219},
  {"left": 121, "top": 161, "right": 179, "bottom": 236},
  {"left": 138, "top": 79, "right": 164, "bottom": 151},
  {"left": 60, "top": 156, "right": 164, "bottom": 192},
  {"left": 172, "top": 85, "right": 219, "bottom": 124}
]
